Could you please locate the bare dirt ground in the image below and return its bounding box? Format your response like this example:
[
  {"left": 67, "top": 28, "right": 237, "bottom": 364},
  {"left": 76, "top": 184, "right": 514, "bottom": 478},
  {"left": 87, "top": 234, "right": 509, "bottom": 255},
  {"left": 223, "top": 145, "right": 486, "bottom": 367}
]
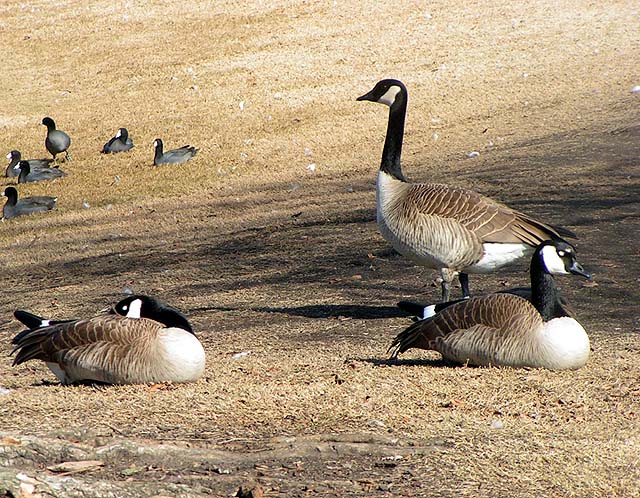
[{"left": 0, "top": 1, "right": 638, "bottom": 496}]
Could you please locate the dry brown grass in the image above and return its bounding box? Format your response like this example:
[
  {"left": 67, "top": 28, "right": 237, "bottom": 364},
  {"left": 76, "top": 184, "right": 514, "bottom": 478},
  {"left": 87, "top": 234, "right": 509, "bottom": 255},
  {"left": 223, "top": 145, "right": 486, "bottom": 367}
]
[{"left": 0, "top": 0, "right": 639, "bottom": 496}]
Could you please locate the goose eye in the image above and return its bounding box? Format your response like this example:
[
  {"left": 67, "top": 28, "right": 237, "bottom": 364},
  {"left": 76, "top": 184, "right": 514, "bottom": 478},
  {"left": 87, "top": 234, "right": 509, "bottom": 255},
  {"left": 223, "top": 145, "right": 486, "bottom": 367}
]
[{"left": 122, "top": 305, "right": 128, "bottom": 311}]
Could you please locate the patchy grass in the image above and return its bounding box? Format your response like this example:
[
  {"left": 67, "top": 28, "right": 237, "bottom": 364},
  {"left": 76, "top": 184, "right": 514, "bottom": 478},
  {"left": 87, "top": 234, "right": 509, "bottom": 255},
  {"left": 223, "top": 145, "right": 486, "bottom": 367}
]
[{"left": 0, "top": 0, "right": 638, "bottom": 496}]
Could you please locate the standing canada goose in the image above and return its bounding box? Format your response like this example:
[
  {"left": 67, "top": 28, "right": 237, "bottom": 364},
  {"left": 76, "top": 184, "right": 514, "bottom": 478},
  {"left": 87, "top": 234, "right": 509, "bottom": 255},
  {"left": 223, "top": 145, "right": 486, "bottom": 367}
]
[
  {"left": 42, "top": 117, "right": 71, "bottom": 162},
  {"left": 5, "top": 150, "right": 52, "bottom": 178},
  {"left": 102, "top": 127, "right": 134, "bottom": 154},
  {"left": 357, "top": 79, "right": 576, "bottom": 301},
  {"left": 16, "top": 161, "right": 66, "bottom": 183},
  {"left": 388, "top": 240, "right": 591, "bottom": 370},
  {"left": 11, "top": 295, "right": 206, "bottom": 385},
  {"left": 153, "top": 138, "right": 198, "bottom": 166},
  {"left": 2, "top": 186, "right": 56, "bottom": 219}
]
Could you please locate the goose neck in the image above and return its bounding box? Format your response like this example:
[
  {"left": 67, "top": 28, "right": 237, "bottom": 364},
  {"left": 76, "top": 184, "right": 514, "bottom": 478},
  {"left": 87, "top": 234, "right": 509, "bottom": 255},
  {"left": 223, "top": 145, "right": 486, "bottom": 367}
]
[
  {"left": 380, "top": 98, "right": 407, "bottom": 181},
  {"left": 530, "top": 259, "right": 567, "bottom": 321}
]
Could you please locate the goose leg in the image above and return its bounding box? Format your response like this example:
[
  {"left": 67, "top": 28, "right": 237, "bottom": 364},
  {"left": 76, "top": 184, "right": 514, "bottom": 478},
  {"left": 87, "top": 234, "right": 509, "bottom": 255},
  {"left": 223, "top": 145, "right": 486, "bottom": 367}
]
[
  {"left": 459, "top": 272, "right": 470, "bottom": 298},
  {"left": 440, "top": 268, "right": 456, "bottom": 302}
]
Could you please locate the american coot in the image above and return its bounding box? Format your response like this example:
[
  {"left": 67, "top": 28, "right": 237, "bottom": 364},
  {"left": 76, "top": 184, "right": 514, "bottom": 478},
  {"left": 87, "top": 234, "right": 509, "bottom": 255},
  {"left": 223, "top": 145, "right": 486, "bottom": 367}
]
[
  {"left": 153, "top": 138, "right": 198, "bottom": 165},
  {"left": 42, "top": 117, "right": 71, "bottom": 162},
  {"left": 102, "top": 127, "right": 134, "bottom": 154},
  {"left": 5, "top": 150, "right": 53, "bottom": 178},
  {"left": 357, "top": 79, "right": 576, "bottom": 302},
  {"left": 388, "top": 240, "right": 591, "bottom": 370},
  {"left": 11, "top": 295, "right": 206, "bottom": 385},
  {"left": 16, "top": 161, "right": 66, "bottom": 183},
  {"left": 2, "top": 186, "right": 56, "bottom": 219}
]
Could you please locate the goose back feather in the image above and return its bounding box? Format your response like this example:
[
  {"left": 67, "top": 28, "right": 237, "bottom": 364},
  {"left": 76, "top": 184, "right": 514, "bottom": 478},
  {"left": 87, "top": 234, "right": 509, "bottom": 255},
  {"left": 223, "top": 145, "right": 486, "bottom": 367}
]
[{"left": 11, "top": 296, "right": 205, "bottom": 385}]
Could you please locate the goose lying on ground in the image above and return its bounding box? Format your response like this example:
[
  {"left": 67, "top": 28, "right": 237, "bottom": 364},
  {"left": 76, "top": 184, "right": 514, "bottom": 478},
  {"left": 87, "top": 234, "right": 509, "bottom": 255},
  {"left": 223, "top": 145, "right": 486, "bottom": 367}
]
[
  {"left": 153, "top": 138, "right": 197, "bottom": 165},
  {"left": 11, "top": 295, "right": 206, "bottom": 385},
  {"left": 357, "top": 79, "right": 576, "bottom": 301},
  {"left": 388, "top": 240, "right": 591, "bottom": 370},
  {"left": 397, "top": 286, "right": 574, "bottom": 321},
  {"left": 1, "top": 186, "right": 56, "bottom": 219}
]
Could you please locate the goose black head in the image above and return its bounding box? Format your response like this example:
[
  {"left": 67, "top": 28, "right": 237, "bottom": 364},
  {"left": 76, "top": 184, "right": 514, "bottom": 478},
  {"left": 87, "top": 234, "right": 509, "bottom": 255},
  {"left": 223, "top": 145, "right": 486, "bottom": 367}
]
[
  {"left": 537, "top": 240, "right": 591, "bottom": 279},
  {"left": 111, "top": 295, "right": 194, "bottom": 333},
  {"left": 357, "top": 79, "right": 407, "bottom": 108}
]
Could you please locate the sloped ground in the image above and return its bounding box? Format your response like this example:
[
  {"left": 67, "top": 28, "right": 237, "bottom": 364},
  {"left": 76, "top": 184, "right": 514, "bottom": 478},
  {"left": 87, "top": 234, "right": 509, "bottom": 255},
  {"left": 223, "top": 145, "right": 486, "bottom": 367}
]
[{"left": 0, "top": 1, "right": 638, "bottom": 496}]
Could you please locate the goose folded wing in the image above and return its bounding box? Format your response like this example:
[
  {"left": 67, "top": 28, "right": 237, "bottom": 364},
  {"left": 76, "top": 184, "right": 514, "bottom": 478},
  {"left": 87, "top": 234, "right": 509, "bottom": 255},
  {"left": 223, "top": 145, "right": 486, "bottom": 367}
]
[
  {"left": 11, "top": 315, "right": 160, "bottom": 366},
  {"left": 390, "top": 294, "right": 541, "bottom": 359},
  {"left": 407, "top": 184, "right": 573, "bottom": 245}
]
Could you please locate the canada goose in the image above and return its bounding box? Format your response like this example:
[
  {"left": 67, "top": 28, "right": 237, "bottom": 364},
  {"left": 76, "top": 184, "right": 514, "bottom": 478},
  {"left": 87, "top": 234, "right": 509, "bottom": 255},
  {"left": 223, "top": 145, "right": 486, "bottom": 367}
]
[
  {"left": 398, "top": 287, "right": 574, "bottom": 321},
  {"left": 357, "top": 79, "right": 576, "bottom": 301},
  {"left": 102, "top": 127, "right": 134, "bottom": 154},
  {"left": 388, "top": 240, "right": 591, "bottom": 370},
  {"left": 6, "top": 150, "right": 52, "bottom": 178},
  {"left": 153, "top": 138, "right": 198, "bottom": 166},
  {"left": 16, "top": 161, "right": 66, "bottom": 183},
  {"left": 11, "top": 295, "right": 206, "bottom": 385},
  {"left": 42, "top": 117, "right": 71, "bottom": 162},
  {"left": 2, "top": 186, "right": 56, "bottom": 219}
]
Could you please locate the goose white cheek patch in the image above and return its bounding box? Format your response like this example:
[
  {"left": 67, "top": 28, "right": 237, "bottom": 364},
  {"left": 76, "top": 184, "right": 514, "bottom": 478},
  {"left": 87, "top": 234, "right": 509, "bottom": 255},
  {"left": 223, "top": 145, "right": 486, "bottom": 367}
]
[
  {"left": 378, "top": 86, "right": 402, "bottom": 106},
  {"left": 125, "top": 299, "right": 143, "bottom": 319},
  {"left": 541, "top": 245, "right": 569, "bottom": 274},
  {"left": 6, "top": 153, "right": 12, "bottom": 160},
  {"left": 116, "top": 130, "right": 122, "bottom": 138}
]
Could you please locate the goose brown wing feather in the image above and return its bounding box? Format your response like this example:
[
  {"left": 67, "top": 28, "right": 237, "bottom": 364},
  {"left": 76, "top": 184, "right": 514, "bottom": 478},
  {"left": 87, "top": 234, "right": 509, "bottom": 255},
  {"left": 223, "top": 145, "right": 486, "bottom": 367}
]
[
  {"left": 389, "top": 294, "right": 542, "bottom": 363},
  {"left": 406, "top": 183, "right": 573, "bottom": 245},
  {"left": 12, "top": 315, "right": 161, "bottom": 367}
]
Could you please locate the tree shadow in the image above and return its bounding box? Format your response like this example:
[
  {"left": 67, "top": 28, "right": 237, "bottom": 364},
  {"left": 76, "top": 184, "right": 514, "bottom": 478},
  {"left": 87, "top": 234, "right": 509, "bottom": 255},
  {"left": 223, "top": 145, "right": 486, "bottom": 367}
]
[{"left": 254, "top": 304, "right": 407, "bottom": 319}]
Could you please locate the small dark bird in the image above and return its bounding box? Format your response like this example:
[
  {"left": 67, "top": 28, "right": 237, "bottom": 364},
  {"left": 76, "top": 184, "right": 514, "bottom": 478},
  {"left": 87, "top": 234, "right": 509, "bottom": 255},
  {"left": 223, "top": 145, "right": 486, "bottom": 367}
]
[
  {"left": 15, "top": 161, "right": 66, "bottom": 183},
  {"left": 2, "top": 186, "right": 56, "bottom": 219},
  {"left": 153, "top": 138, "right": 198, "bottom": 165},
  {"left": 5, "top": 150, "right": 52, "bottom": 178},
  {"left": 42, "top": 117, "right": 71, "bottom": 162},
  {"left": 102, "top": 127, "right": 134, "bottom": 154}
]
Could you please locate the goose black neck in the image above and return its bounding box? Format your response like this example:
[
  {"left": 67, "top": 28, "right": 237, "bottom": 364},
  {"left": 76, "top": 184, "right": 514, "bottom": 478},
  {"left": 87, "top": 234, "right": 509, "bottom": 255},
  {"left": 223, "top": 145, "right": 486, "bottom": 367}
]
[
  {"left": 529, "top": 256, "right": 569, "bottom": 321},
  {"left": 380, "top": 94, "right": 407, "bottom": 181},
  {"left": 154, "top": 307, "right": 194, "bottom": 334}
]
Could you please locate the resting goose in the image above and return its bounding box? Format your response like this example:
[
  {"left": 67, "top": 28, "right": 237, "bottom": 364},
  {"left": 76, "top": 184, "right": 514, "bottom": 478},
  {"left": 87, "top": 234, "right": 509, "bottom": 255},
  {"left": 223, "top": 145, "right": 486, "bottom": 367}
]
[
  {"left": 153, "top": 138, "right": 198, "bottom": 165},
  {"left": 6, "top": 150, "right": 52, "bottom": 178},
  {"left": 2, "top": 187, "right": 56, "bottom": 219},
  {"left": 398, "top": 286, "right": 574, "bottom": 321},
  {"left": 388, "top": 240, "right": 591, "bottom": 370},
  {"left": 102, "top": 127, "right": 134, "bottom": 154},
  {"left": 11, "top": 295, "right": 206, "bottom": 385},
  {"left": 357, "top": 79, "right": 576, "bottom": 301},
  {"left": 42, "top": 117, "right": 71, "bottom": 162}
]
